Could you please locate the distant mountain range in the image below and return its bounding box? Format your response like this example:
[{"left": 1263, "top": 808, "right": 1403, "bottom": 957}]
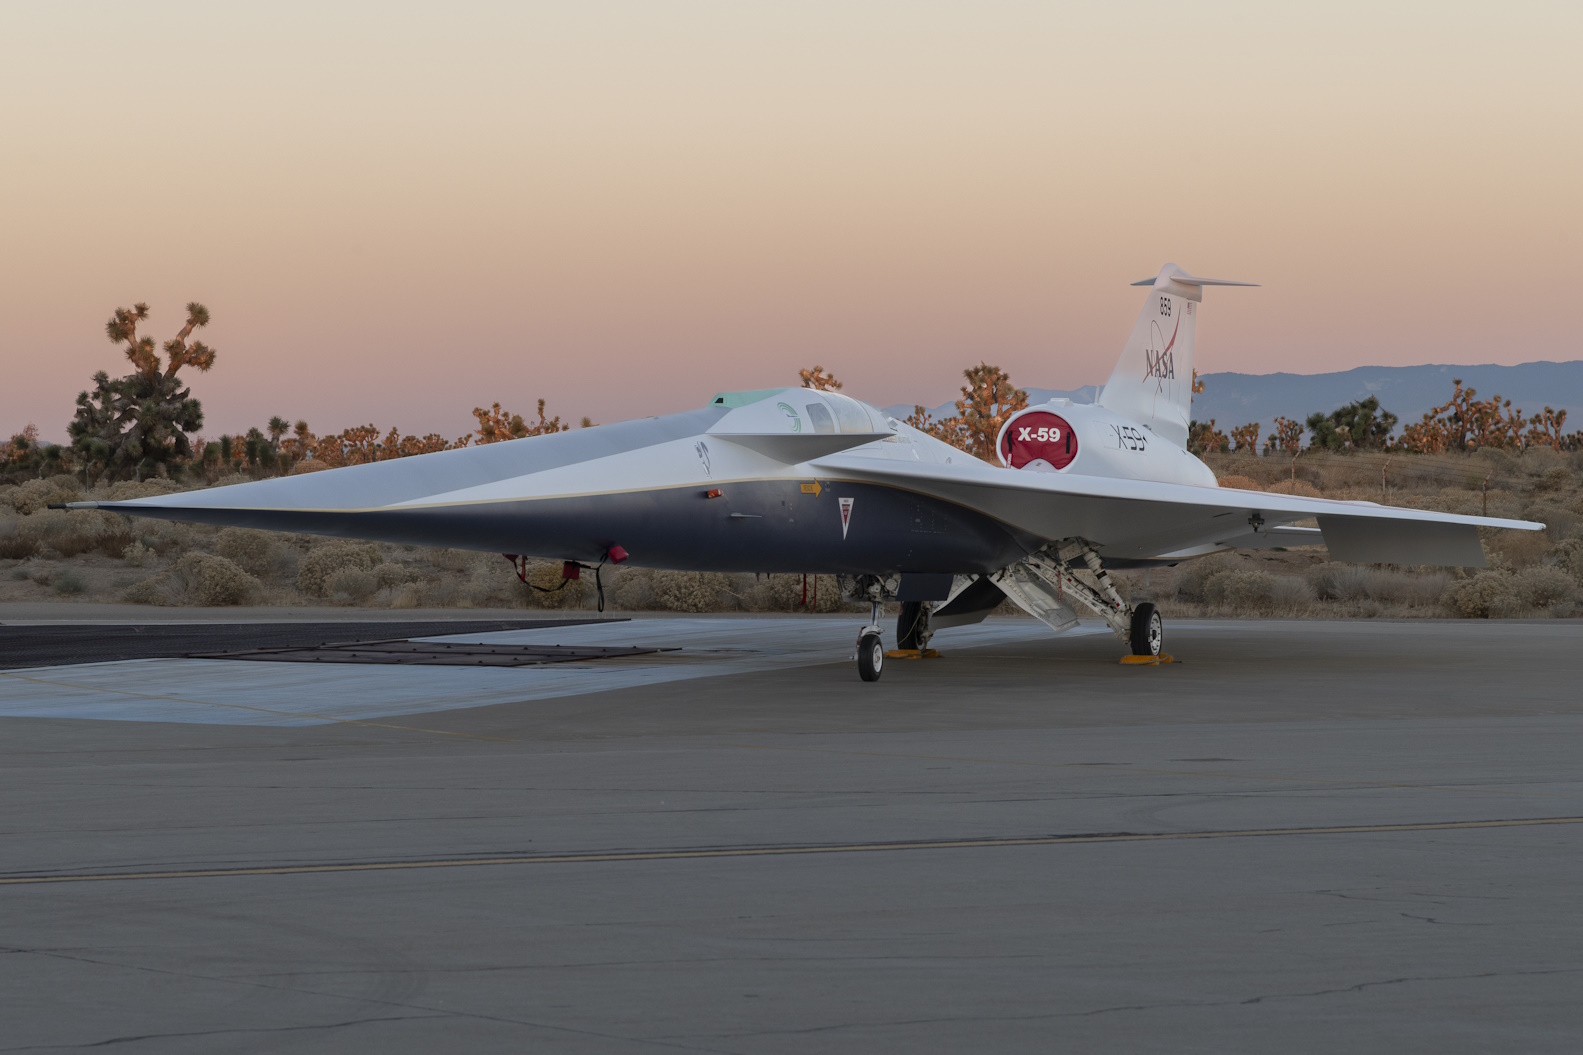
[{"left": 884, "top": 361, "right": 1583, "bottom": 438}]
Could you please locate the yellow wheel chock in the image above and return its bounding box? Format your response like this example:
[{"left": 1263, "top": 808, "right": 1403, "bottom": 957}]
[{"left": 1119, "top": 653, "right": 1179, "bottom": 665}]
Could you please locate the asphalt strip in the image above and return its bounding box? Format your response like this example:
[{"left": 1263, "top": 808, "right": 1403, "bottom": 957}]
[{"left": 5, "top": 816, "right": 1579, "bottom": 886}]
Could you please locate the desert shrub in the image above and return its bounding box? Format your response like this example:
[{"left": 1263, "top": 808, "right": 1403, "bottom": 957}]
[
  {"left": 42, "top": 534, "right": 97, "bottom": 558},
  {"left": 296, "top": 542, "right": 382, "bottom": 597},
  {"left": 289, "top": 460, "right": 332, "bottom": 474},
  {"left": 1202, "top": 569, "right": 1278, "bottom": 610},
  {"left": 1514, "top": 565, "right": 1575, "bottom": 609},
  {"left": 121, "top": 540, "right": 153, "bottom": 567},
  {"left": 1555, "top": 539, "right": 1583, "bottom": 584},
  {"left": 1486, "top": 528, "right": 1549, "bottom": 570},
  {"left": 324, "top": 567, "right": 380, "bottom": 603},
  {"left": 1522, "top": 502, "right": 1579, "bottom": 542},
  {"left": 375, "top": 563, "right": 420, "bottom": 590},
  {"left": 1532, "top": 465, "right": 1575, "bottom": 493},
  {"left": 1267, "top": 575, "right": 1317, "bottom": 608},
  {"left": 426, "top": 548, "right": 473, "bottom": 573},
  {"left": 94, "top": 529, "right": 135, "bottom": 559},
  {"left": 1441, "top": 572, "right": 1526, "bottom": 618},
  {"left": 9, "top": 477, "right": 82, "bottom": 515},
  {"left": 1215, "top": 474, "right": 1261, "bottom": 492},
  {"left": 126, "top": 553, "right": 260, "bottom": 606},
  {"left": 604, "top": 566, "right": 654, "bottom": 610},
  {"left": 0, "top": 530, "right": 37, "bottom": 560},
  {"left": 390, "top": 583, "right": 424, "bottom": 609},
  {"left": 103, "top": 479, "right": 186, "bottom": 501},
  {"left": 1311, "top": 565, "right": 1372, "bottom": 602},
  {"left": 738, "top": 572, "right": 847, "bottom": 613},
  {"left": 215, "top": 528, "right": 281, "bottom": 577},
  {"left": 52, "top": 569, "right": 86, "bottom": 595},
  {"left": 650, "top": 570, "right": 734, "bottom": 612},
  {"left": 522, "top": 557, "right": 592, "bottom": 608},
  {"left": 1373, "top": 568, "right": 1450, "bottom": 607},
  {"left": 130, "top": 518, "right": 200, "bottom": 555},
  {"left": 462, "top": 571, "right": 528, "bottom": 609},
  {"left": 15, "top": 509, "right": 80, "bottom": 540},
  {"left": 1173, "top": 553, "right": 1241, "bottom": 603},
  {"left": 1263, "top": 479, "right": 1323, "bottom": 498}
]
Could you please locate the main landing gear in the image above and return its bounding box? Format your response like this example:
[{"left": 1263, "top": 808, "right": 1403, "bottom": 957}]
[
  {"left": 1129, "top": 602, "right": 1162, "bottom": 657},
  {"left": 991, "top": 540, "right": 1168, "bottom": 661}
]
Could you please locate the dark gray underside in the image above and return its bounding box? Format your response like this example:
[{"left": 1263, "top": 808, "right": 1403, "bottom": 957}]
[{"left": 104, "top": 480, "right": 1039, "bottom": 575}]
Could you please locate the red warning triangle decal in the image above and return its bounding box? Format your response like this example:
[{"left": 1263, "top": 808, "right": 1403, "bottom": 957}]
[{"left": 839, "top": 496, "right": 854, "bottom": 539}]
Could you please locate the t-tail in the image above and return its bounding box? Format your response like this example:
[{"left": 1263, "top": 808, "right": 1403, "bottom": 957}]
[{"left": 1096, "top": 263, "right": 1255, "bottom": 448}]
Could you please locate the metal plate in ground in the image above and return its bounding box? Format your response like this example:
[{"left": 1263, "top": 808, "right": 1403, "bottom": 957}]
[
  {"left": 188, "top": 638, "right": 676, "bottom": 667},
  {"left": 0, "top": 619, "right": 620, "bottom": 670}
]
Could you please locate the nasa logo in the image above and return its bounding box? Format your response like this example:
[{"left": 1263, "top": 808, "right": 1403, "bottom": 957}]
[
  {"left": 999, "top": 410, "right": 1078, "bottom": 470},
  {"left": 1143, "top": 348, "right": 1174, "bottom": 383}
]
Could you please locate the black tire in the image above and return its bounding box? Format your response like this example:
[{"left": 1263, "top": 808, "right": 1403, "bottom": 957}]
[
  {"left": 896, "top": 602, "right": 924, "bottom": 651},
  {"left": 857, "top": 632, "right": 885, "bottom": 682},
  {"left": 1130, "top": 603, "right": 1162, "bottom": 656}
]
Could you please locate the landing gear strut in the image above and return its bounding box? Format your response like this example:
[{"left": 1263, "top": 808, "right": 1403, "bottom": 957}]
[
  {"left": 991, "top": 540, "right": 1167, "bottom": 660},
  {"left": 857, "top": 614, "right": 885, "bottom": 682},
  {"left": 842, "top": 574, "right": 900, "bottom": 683}
]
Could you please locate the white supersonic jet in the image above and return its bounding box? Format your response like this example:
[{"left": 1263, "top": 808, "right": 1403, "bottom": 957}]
[{"left": 68, "top": 265, "right": 1542, "bottom": 680}]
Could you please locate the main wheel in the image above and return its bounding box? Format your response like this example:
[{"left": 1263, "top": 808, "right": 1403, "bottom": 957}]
[
  {"left": 896, "top": 602, "right": 924, "bottom": 651},
  {"left": 857, "top": 632, "right": 885, "bottom": 681},
  {"left": 1129, "top": 602, "right": 1163, "bottom": 657}
]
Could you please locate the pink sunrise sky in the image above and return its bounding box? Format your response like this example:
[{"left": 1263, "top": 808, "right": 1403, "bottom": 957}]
[{"left": 2, "top": 1, "right": 1580, "bottom": 441}]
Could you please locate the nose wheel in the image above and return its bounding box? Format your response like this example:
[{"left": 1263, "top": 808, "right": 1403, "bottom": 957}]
[
  {"left": 857, "top": 631, "right": 885, "bottom": 681},
  {"left": 856, "top": 596, "right": 886, "bottom": 682}
]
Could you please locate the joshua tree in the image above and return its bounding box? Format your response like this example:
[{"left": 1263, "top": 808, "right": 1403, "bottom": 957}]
[
  {"left": 1187, "top": 419, "right": 1230, "bottom": 456},
  {"left": 799, "top": 366, "right": 842, "bottom": 392},
  {"left": 1306, "top": 396, "right": 1398, "bottom": 451},
  {"left": 953, "top": 363, "right": 1027, "bottom": 462},
  {"left": 1229, "top": 422, "right": 1261, "bottom": 454},
  {"left": 472, "top": 400, "right": 566, "bottom": 444},
  {"left": 69, "top": 302, "right": 216, "bottom": 480}
]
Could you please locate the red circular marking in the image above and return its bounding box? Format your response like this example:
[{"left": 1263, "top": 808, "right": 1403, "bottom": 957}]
[{"left": 999, "top": 411, "right": 1078, "bottom": 470}]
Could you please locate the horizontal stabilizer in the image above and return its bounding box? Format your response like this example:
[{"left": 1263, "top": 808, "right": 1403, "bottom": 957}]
[
  {"left": 1316, "top": 516, "right": 1486, "bottom": 567},
  {"left": 1130, "top": 276, "right": 1259, "bottom": 287}
]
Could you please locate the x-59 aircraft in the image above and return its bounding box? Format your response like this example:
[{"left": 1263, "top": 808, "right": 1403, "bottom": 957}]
[{"left": 70, "top": 264, "right": 1542, "bottom": 680}]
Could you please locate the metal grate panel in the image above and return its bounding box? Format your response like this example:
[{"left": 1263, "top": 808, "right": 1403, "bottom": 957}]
[{"left": 189, "top": 638, "right": 675, "bottom": 667}]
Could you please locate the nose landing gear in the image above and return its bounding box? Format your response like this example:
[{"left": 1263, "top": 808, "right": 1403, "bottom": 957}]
[
  {"left": 857, "top": 624, "right": 885, "bottom": 682},
  {"left": 842, "top": 574, "right": 901, "bottom": 682}
]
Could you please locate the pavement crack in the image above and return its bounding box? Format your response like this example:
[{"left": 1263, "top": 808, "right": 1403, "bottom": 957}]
[
  {"left": 1399, "top": 912, "right": 1490, "bottom": 926},
  {"left": 0, "top": 1014, "right": 448, "bottom": 1052}
]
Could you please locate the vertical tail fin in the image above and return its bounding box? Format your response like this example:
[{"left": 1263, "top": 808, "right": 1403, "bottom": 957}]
[{"left": 1096, "top": 264, "right": 1255, "bottom": 448}]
